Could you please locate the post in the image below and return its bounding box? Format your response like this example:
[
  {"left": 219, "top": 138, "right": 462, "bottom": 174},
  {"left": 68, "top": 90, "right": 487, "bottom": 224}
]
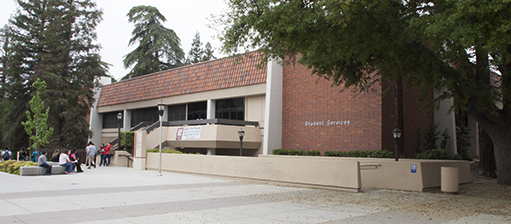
[
  {"left": 157, "top": 101, "right": 165, "bottom": 176},
  {"left": 117, "top": 112, "right": 122, "bottom": 151},
  {"left": 393, "top": 128, "right": 401, "bottom": 162},
  {"left": 238, "top": 128, "right": 245, "bottom": 156}
]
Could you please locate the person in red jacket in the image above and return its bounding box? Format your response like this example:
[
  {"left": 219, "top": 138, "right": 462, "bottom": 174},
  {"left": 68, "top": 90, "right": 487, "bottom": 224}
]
[{"left": 103, "top": 142, "right": 112, "bottom": 166}]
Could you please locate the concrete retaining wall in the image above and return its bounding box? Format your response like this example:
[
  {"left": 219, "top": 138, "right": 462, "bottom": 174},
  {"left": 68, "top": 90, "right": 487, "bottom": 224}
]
[
  {"left": 144, "top": 154, "right": 471, "bottom": 192},
  {"left": 146, "top": 153, "right": 361, "bottom": 192}
]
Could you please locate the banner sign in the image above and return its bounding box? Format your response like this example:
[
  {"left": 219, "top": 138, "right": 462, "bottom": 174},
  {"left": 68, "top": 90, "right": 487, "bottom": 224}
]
[{"left": 176, "top": 126, "right": 202, "bottom": 140}]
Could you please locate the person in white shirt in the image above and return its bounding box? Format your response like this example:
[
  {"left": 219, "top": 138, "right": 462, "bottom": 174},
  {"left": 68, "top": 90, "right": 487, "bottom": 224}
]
[
  {"left": 86, "top": 141, "right": 97, "bottom": 169},
  {"left": 59, "top": 150, "right": 73, "bottom": 174}
]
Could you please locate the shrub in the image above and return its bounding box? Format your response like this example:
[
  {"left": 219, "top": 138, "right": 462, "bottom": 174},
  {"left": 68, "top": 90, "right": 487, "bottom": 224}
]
[
  {"left": 325, "top": 150, "right": 393, "bottom": 158},
  {"left": 0, "top": 160, "right": 38, "bottom": 175},
  {"left": 120, "top": 131, "right": 135, "bottom": 149},
  {"left": 272, "top": 149, "right": 320, "bottom": 156},
  {"left": 414, "top": 148, "right": 461, "bottom": 160}
]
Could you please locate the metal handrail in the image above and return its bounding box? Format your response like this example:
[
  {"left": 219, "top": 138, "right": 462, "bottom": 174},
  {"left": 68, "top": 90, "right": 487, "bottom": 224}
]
[{"left": 360, "top": 163, "right": 382, "bottom": 169}]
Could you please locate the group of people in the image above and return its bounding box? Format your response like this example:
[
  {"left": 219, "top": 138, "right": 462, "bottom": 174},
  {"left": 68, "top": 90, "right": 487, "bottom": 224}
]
[
  {"left": 85, "top": 142, "right": 113, "bottom": 169},
  {"left": 1, "top": 141, "right": 114, "bottom": 175}
]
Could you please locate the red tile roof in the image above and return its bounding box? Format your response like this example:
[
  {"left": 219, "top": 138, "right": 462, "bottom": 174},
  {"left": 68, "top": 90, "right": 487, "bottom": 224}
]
[{"left": 97, "top": 52, "right": 267, "bottom": 107}]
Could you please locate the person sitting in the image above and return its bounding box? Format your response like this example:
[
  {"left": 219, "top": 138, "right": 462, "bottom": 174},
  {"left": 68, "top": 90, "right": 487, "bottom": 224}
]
[
  {"left": 70, "top": 149, "right": 83, "bottom": 173},
  {"left": 38, "top": 151, "right": 52, "bottom": 175},
  {"left": 59, "top": 149, "right": 73, "bottom": 174},
  {"left": 51, "top": 149, "right": 60, "bottom": 162},
  {"left": 18, "top": 147, "right": 28, "bottom": 161}
]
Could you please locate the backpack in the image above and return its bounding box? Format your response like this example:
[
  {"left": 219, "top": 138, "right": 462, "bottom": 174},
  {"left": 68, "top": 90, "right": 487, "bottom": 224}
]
[{"left": 3, "top": 150, "right": 10, "bottom": 160}]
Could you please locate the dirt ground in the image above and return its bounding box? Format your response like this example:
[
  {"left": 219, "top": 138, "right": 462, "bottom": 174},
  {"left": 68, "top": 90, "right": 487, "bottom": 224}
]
[{"left": 249, "top": 164, "right": 511, "bottom": 221}]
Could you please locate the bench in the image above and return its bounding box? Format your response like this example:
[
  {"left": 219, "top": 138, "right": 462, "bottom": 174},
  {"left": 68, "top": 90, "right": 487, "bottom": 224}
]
[{"left": 19, "top": 162, "right": 67, "bottom": 176}]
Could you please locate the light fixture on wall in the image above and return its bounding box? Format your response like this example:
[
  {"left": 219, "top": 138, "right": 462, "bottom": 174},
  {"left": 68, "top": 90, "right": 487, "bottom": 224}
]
[
  {"left": 157, "top": 101, "right": 165, "bottom": 176},
  {"left": 238, "top": 128, "right": 245, "bottom": 156},
  {"left": 393, "top": 128, "right": 402, "bottom": 162}
]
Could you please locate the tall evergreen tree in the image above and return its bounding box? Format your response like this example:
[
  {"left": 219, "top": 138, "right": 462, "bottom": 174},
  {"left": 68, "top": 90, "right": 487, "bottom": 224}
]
[
  {"left": 185, "top": 32, "right": 216, "bottom": 65},
  {"left": 202, "top": 42, "right": 216, "bottom": 62},
  {"left": 122, "top": 5, "right": 185, "bottom": 80},
  {"left": 186, "top": 32, "right": 204, "bottom": 65},
  {"left": 0, "top": 0, "right": 107, "bottom": 150}
]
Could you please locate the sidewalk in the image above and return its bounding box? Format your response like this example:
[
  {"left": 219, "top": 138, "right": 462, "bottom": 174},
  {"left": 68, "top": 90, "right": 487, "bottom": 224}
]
[{"left": 0, "top": 166, "right": 509, "bottom": 224}]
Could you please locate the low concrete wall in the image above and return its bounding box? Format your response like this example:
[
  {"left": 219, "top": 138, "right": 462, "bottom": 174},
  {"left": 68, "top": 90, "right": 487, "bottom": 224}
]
[
  {"left": 144, "top": 154, "right": 471, "bottom": 192},
  {"left": 146, "top": 153, "right": 361, "bottom": 192},
  {"left": 20, "top": 163, "right": 66, "bottom": 176}
]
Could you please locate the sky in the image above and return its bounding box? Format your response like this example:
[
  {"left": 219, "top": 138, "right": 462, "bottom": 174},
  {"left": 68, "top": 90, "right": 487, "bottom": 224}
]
[{"left": 0, "top": 0, "right": 228, "bottom": 81}]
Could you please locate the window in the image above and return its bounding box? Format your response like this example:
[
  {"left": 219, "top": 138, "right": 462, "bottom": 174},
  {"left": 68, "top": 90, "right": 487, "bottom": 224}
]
[
  {"left": 131, "top": 107, "right": 159, "bottom": 127},
  {"left": 102, "top": 112, "right": 123, "bottom": 129},
  {"left": 168, "top": 104, "right": 186, "bottom": 121},
  {"left": 215, "top": 98, "right": 245, "bottom": 120},
  {"left": 188, "top": 101, "right": 207, "bottom": 120}
]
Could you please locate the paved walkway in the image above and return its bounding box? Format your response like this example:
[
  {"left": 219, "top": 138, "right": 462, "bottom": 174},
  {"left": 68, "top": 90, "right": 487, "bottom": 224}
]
[{"left": 0, "top": 166, "right": 509, "bottom": 224}]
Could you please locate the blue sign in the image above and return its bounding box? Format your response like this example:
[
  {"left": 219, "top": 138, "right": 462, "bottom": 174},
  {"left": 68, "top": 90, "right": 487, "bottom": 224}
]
[{"left": 411, "top": 164, "right": 417, "bottom": 173}]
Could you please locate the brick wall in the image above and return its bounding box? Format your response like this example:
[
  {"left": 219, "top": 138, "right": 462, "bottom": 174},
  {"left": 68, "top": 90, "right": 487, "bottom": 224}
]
[
  {"left": 381, "top": 82, "right": 434, "bottom": 158},
  {"left": 282, "top": 62, "right": 382, "bottom": 154}
]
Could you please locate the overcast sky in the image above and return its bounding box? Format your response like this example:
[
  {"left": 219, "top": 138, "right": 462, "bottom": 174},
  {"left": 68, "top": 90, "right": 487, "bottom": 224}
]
[{"left": 0, "top": 0, "right": 228, "bottom": 81}]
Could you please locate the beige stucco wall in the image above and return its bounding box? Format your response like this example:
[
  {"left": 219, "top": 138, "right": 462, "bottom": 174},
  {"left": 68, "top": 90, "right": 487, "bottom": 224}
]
[
  {"left": 143, "top": 125, "right": 262, "bottom": 151},
  {"left": 142, "top": 154, "right": 471, "bottom": 192},
  {"left": 146, "top": 153, "right": 361, "bottom": 192}
]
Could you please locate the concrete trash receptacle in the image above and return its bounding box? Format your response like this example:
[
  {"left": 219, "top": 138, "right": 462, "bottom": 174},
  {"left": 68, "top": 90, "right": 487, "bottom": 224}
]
[{"left": 441, "top": 167, "right": 459, "bottom": 193}]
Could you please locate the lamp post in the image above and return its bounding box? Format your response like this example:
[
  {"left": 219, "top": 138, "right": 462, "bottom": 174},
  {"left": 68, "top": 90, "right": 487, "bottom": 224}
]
[
  {"left": 393, "top": 128, "right": 401, "bottom": 161},
  {"left": 238, "top": 128, "right": 245, "bottom": 156},
  {"left": 157, "top": 101, "right": 165, "bottom": 176},
  {"left": 117, "top": 112, "right": 122, "bottom": 151}
]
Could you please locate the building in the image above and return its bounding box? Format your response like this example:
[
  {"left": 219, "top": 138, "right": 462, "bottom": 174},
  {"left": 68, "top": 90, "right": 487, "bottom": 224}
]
[{"left": 89, "top": 52, "right": 478, "bottom": 158}]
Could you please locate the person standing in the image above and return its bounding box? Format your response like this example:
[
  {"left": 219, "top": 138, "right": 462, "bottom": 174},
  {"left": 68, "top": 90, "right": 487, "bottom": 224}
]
[
  {"left": 103, "top": 142, "right": 112, "bottom": 166},
  {"left": 2, "top": 147, "right": 11, "bottom": 161},
  {"left": 86, "top": 141, "right": 96, "bottom": 169},
  {"left": 59, "top": 149, "right": 73, "bottom": 174},
  {"left": 38, "top": 151, "right": 52, "bottom": 175}
]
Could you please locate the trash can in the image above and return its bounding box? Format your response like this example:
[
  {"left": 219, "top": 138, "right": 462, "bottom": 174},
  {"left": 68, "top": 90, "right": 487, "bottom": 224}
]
[{"left": 441, "top": 167, "right": 459, "bottom": 193}]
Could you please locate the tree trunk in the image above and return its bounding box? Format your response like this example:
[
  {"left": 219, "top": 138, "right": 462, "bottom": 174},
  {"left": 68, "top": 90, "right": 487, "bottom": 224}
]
[
  {"left": 394, "top": 78, "right": 404, "bottom": 157},
  {"left": 478, "top": 126, "right": 496, "bottom": 178},
  {"left": 492, "top": 133, "right": 511, "bottom": 185}
]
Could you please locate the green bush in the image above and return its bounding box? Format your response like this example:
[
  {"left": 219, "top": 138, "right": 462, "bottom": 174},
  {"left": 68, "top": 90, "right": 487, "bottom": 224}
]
[
  {"left": 272, "top": 149, "right": 320, "bottom": 156},
  {"left": 120, "top": 131, "right": 135, "bottom": 149},
  {"left": 414, "top": 148, "right": 461, "bottom": 160},
  {"left": 0, "top": 160, "right": 38, "bottom": 175},
  {"left": 325, "top": 150, "right": 393, "bottom": 158}
]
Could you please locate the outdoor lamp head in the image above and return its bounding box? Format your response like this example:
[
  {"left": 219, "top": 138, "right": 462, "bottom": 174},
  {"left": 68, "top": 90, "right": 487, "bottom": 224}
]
[
  {"left": 117, "top": 112, "right": 122, "bottom": 120},
  {"left": 393, "top": 128, "right": 401, "bottom": 139},
  {"left": 158, "top": 101, "right": 165, "bottom": 116},
  {"left": 238, "top": 128, "right": 245, "bottom": 140}
]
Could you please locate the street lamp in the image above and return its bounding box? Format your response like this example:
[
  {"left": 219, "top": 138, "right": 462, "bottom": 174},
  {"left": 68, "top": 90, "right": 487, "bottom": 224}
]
[
  {"left": 393, "top": 128, "right": 401, "bottom": 161},
  {"left": 238, "top": 128, "right": 245, "bottom": 156},
  {"left": 117, "top": 112, "right": 122, "bottom": 151},
  {"left": 157, "top": 101, "right": 165, "bottom": 176}
]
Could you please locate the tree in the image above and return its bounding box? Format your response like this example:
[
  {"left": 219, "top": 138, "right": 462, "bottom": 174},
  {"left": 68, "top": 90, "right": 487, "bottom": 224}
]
[
  {"left": 219, "top": 0, "right": 511, "bottom": 185},
  {"left": 21, "top": 78, "right": 54, "bottom": 151},
  {"left": 185, "top": 32, "right": 216, "bottom": 65},
  {"left": 0, "top": 0, "right": 108, "bottom": 150},
  {"left": 202, "top": 42, "right": 216, "bottom": 62},
  {"left": 186, "top": 32, "right": 204, "bottom": 65},
  {"left": 122, "top": 5, "right": 185, "bottom": 80}
]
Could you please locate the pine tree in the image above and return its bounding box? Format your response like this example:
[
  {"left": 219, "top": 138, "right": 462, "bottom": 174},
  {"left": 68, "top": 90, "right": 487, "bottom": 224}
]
[
  {"left": 185, "top": 32, "right": 204, "bottom": 65},
  {"left": 202, "top": 42, "right": 216, "bottom": 62},
  {"left": 122, "top": 5, "right": 185, "bottom": 80},
  {"left": 0, "top": 0, "right": 107, "bottom": 149}
]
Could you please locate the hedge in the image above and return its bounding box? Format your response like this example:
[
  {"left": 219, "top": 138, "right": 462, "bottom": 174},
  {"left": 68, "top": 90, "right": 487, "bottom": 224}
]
[{"left": 272, "top": 149, "right": 320, "bottom": 156}]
